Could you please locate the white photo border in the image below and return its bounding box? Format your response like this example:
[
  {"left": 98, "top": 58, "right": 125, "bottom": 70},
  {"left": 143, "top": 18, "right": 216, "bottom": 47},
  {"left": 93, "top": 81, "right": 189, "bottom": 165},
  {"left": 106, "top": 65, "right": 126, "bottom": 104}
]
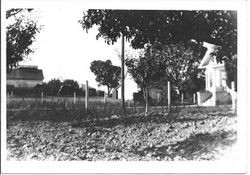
[{"left": 1, "top": 0, "right": 248, "bottom": 173}]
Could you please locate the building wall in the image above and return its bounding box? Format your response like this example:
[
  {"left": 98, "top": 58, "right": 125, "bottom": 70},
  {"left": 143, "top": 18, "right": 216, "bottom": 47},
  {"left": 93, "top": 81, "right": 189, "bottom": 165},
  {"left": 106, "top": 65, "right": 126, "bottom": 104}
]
[
  {"left": 202, "top": 63, "right": 230, "bottom": 106},
  {"left": 7, "top": 79, "right": 42, "bottom": 88},
  {"left": 205, "top": 64, "right": 227, "bottom": 92}
]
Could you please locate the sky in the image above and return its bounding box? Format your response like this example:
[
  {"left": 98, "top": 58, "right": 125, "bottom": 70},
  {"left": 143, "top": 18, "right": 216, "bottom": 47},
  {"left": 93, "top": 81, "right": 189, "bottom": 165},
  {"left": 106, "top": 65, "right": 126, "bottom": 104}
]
[{"left": 20, "top": 8, "right": 138, "bottom": 99}]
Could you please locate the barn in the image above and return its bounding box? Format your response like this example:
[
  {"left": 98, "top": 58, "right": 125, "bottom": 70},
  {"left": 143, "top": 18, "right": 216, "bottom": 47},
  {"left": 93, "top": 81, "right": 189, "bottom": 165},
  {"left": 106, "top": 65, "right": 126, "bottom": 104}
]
[{"left": 7, "top": 65, "right": 44, "bottom": 88}]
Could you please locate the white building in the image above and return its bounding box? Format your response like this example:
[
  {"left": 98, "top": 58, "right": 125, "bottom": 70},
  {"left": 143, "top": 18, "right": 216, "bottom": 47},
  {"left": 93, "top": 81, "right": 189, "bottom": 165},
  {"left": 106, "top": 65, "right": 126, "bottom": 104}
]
[
  {"left": 197, "top": 42, "right": 232, "bottom": 106},
  {"left": 7, "top": 65, "right": 44, "bottom": 88}
]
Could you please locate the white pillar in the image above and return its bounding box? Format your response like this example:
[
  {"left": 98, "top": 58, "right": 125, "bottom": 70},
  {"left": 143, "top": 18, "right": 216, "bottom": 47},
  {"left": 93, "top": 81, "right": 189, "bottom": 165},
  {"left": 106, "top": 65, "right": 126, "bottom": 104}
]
[
  {"left": 181, "top": 93, "right": 184, "bottom": 103},
  {"left": 193, "top": 93, "right": 196, "bottom": 104}
]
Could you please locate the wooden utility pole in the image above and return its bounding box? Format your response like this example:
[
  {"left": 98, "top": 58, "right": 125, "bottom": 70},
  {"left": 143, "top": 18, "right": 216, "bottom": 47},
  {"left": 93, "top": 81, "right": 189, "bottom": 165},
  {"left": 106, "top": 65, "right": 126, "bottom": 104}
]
[
  {"left": 121, "top": 33, "right": 125, "bottom": 109},
  {"left": 168, "top": 81, "right": 171, "bottom": 112},
  {"left": 85, "top": 80, "right": 89, "bottom": 110}
]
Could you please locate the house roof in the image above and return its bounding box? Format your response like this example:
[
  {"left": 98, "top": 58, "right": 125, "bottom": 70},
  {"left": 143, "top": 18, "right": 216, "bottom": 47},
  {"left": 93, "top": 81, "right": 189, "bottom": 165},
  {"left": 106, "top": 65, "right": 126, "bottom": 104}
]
[
  {"left": 198, "top": 42, "right": 219, "bottom": 69},
  {"left": 7, "top": 66, "right": 44, "bottom": 80}
]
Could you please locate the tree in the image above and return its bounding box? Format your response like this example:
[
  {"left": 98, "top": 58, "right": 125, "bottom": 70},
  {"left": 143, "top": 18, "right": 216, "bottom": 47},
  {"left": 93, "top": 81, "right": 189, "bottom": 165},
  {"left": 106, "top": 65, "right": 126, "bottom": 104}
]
[
  {"left": 126, "top": 44, "right": 166, "bottom": 113},
  {"left": 63, "top": 79, "right": 79, "bottom": 88},
  {"left": 80, "top": 10, "right": 237, "bottom": 89},
  {"left": 154, "top": 41, "right": 206, "bottom": 94},
  {"left": 45, "top": 79, "right": 62, "bottom": 96},
  {"left": 80, "top": 10, "right": 236, "bottom": 56},
  {"left": 90, "top": 60, "right": 121, "bottom": 96},
  {"left": 6, "top": 8, "right": 41, "bottom": 71},
  {"left": 126, "top": 41, "right": 206, "bottom": 112}
]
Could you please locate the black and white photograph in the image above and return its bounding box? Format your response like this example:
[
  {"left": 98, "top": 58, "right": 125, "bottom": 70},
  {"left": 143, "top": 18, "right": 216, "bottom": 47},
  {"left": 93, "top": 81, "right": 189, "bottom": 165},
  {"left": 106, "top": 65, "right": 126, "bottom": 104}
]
[{"left": 1, "top": 0, "right": 248, "bottom": 173}]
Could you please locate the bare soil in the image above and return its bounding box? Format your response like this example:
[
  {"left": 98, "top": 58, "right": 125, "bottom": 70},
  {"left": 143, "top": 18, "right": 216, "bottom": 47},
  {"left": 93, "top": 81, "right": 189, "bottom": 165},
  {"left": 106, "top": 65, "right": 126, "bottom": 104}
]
[{"left": 6, "top": 110, "right": 237, "bottom": 161}]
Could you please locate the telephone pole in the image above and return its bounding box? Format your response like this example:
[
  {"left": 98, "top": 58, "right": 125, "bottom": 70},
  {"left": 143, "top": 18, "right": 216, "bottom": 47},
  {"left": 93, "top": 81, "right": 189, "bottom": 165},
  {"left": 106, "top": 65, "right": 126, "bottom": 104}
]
[{"left": 121, "top": 33, "right": 125, "bottom": 109}]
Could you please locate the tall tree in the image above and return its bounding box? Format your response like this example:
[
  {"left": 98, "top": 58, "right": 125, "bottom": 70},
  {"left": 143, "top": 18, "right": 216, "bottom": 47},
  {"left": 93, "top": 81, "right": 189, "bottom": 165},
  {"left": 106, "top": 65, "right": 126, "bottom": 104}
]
[
  {"left": 6, "top": 8, "right": 41, "bottom": 71},
  {"left": 126, "top": 44, "right": 166, "bottom": 113},
  {"left": 80, "top": 10, "right": 237, "bottom": 89},
  {"left": 90, "top": 60, "right": 121, "bottom": 96}
]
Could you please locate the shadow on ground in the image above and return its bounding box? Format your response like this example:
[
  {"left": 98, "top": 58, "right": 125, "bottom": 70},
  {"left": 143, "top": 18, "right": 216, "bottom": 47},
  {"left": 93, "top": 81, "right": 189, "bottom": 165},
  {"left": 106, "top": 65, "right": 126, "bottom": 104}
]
[{"left": 131, "top": 129, "right": 237, "bottom": 160}]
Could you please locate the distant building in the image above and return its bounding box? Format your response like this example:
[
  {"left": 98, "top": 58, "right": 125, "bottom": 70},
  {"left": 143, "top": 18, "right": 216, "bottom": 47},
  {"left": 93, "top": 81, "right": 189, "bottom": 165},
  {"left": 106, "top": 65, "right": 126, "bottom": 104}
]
[
  {"left": 81, "top": 84, "right": 97, "bottom": 96},
  {"left": 7, "top": 65, "right": 44, "bottom": 88}
]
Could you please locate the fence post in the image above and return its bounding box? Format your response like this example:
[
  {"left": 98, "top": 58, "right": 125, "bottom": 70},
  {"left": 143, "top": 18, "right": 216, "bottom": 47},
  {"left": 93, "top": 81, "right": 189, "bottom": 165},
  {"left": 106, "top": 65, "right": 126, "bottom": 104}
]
[
  {"left": 181, "top": 93, "right": 184, "bottom": 103},
  {"left": 103, "top": 93, "right": 107, "bottom": 104},
  {"left": 41, "top": 92, "right": 44, "bottom": 103},
  {"left": 168, "top": 81, "right": 171, "bottom": 112},
  {"left": 193, "top": 93, "right": 196, "bottom": 104},
  {"left": 128, "top": 100, "right": 131, "bottom": 107},
  {"left": 157, "top": 93, "right": 160, "bottom": 103},
  {"left": 11, "top": 91, "right": 13, "bottom": 97},
  {"left": 65, "top": 100, "right": 68, "bottom": 108},
  {"left": 85, "top": 80, "right": 89, "bottom": 110},
  {"left": 73, "top": 92, "right": 76, "bottom": 105},
  {"left": 231, "top": 81, "right": 236, "bottom": 113}
]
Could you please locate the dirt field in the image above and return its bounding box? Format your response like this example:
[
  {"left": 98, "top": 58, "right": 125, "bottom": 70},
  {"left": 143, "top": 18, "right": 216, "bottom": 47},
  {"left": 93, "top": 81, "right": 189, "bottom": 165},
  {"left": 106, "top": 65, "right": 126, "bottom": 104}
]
[{"left": 6, "top": 107, "right": 237, "bottom": 161}]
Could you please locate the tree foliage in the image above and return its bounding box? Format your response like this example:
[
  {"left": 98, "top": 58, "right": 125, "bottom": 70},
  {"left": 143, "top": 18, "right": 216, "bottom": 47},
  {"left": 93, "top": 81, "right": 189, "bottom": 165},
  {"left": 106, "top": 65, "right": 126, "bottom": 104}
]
[
  {"left": 156, "top": 41, "right": 206, "bottom": 93},
  {"left": 45, "top": 79, "right": 62, "bottom": 96},
  {"left": 37, "top": 79, "right": 81, "bottom": 96},
  {"left": 6, "top": 8, "right": 41, "bottom": 71},
  {"left": 80, "top": 10, "right": 236, "bottom": 55},
  {"left": 126, "top": 43, "right": 166, "bottom": 112},
  {"left": 63, "top": 79, "right": 79, "bottom": 88},
  {"left": 90, "top": 60, "right": 121, "bottom": 95},
  {"left": 80, "top": 10, "right": 237, "bottom": 88},
  {"left": 126, "top": 41, "right": 206, "bottom": 109}
]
